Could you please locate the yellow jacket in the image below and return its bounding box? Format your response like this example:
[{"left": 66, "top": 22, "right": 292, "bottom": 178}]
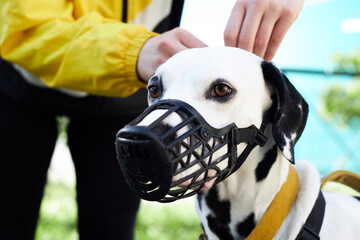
[{"left": 0, "top": 0, "right": 174, "bottom": 97}]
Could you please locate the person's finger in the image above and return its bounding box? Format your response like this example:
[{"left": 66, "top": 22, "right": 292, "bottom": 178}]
[
  {"left": 224, "top": 1, "right": 246, "bottom": 47},
  {"left": 237, "top": 3, "right": 266, "bottom": 52},
  {"left": 158, "top": 28, "right": 206, "bottom": 57},
  {"left": 158, "top": 36, "right": 188, "bottom": 57},
  {"left": 176, "top": 28, "right": 207, "bottom": 48},
  {"left": 263, "top": 17, "right": 293, "bottom": 61},
  {"left": 253, "top": 11, "right": 281, "bottom": 58}
]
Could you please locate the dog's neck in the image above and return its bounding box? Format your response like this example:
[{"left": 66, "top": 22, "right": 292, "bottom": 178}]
[
  {"left": 198, "top": 125, "right": 291, "bottom": 238},
  {"left": 220, "top": 143, "right": 289, "bottom": 221}
]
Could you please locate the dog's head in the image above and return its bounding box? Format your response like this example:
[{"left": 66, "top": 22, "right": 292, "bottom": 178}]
[
  {"left": 116, "top": 47, "right": 308, "bottom": 201},
  {"left": 146, "top": 47, "right": 308, "bottom": 162}
]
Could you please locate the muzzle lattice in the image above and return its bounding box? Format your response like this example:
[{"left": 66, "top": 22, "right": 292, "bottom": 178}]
[{"left": 116, "top": 100, "right": 267, "bottom": 202}]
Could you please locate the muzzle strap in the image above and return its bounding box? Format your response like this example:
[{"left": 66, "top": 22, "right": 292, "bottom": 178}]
[{"left": 227, "top": 123, "right": 268, "bottom": 177}]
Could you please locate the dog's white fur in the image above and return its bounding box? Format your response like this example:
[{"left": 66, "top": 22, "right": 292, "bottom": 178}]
[{"left": 139, "top": 47, "right": 360, "bottom": 239}]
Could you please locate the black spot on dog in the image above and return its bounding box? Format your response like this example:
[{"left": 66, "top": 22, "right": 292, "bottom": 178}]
[
  {"left": 205, "top": 187, "right": 233, "bottom": 239},
  {"left": 236, "top": 213, "right": 256, "bottom": 238},
  {"left": 207, "top": 214, "right": 235, "bottom": 240},
  {"left": 255, "top": 145, "right": 278, "bottom": 182},
  {"left": 197, "top": 191, "right": 203, "bottom": 211},
  {"left": 206, "top": 187, "right": 231, "bottom": 224}
]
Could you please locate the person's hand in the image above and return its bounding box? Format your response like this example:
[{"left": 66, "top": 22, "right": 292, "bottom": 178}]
[
  {"left": 224, "top": 0, "right": 304, "bottom": 61},
  {"left": 137, "top": 27, "right": 207, "bottom": 82}
]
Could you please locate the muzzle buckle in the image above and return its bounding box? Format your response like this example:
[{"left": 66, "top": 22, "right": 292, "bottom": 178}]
[{"left": 232, "top": 124, "right": 268, "bottom": 147}]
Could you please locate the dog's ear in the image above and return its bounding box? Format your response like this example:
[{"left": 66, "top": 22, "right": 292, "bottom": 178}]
[{"left": 261, "top": 61, "right": 308, "bottom": 164}]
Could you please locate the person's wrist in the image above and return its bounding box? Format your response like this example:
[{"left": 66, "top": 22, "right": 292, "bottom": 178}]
[
  {"left": 136, "top": 35, "right": 156, "bottom": 83},
  {"left": 127, "top": 32, "right": 158, "bottom": 84}
]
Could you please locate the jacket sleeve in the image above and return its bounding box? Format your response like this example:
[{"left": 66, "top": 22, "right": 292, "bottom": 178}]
[{"left": 0, "top": 0, "right": 158, "bottom": 97}]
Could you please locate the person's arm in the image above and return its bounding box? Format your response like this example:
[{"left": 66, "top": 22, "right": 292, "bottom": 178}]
[
  {"left": 0, "top": 0, "right": 157, "bottom": 97},
  {"left": 224, "top": 0, "right": 304, "bottom": 61}
]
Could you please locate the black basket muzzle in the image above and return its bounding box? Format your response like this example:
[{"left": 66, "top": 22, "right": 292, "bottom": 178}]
[{"left": 116, "top": 99, "right": 267, "bottom": 203}]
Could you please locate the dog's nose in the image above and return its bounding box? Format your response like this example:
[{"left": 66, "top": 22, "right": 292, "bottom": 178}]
[
  {"left": 115, "top": 125, "right": 173, "bottom": 201},
  {"left": 151, "top": 123, "right": 173, "bottom": 138}
]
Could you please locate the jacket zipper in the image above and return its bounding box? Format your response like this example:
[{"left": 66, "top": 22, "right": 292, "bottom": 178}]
[{"left": 122, "top": 0, "right": 128, "bottom": 22}]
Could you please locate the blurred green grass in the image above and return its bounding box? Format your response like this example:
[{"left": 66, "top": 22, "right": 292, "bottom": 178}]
[
  {"left": 36, "top": 180, "right": 360, "bottom": 239},
  {"left": 135, "top": 200, "right": 201, "bottom": 240},
  {"left": 36, "top": 181, "right": 201, "bottom": 240},
  {"left": 35, "top": 182, "right": 78, "bottom": 240}
]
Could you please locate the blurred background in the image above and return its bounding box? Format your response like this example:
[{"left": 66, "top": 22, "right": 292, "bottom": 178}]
[{"left": 37, "top": 0, "right": 360, "bottom": 239}]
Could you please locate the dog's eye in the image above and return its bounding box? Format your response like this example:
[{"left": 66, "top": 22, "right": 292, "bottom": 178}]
[
  {"left": 213, "top": 84, "right": 232, "bottom": 97},
  {"left": 148, "top": 85, "right": 160, "bottom": 98}
]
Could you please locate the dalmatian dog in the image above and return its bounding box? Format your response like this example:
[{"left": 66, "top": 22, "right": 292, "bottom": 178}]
[{"left": 136, "top": 47, "right": 360, "bottom": 239}]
